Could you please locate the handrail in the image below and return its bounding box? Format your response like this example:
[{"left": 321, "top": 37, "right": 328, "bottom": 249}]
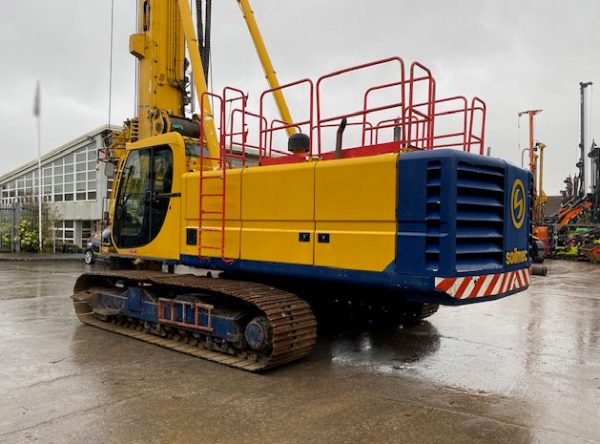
[
  {"left": 259, "top": 78, "right": 314, "bottom": 160},
  {"left": 468, "top": 97, "right": 487, "bottom": 154},
  {"left": 203, "top": 56, "right": 488, "bottom": 165},
  {"left": 316, "top": 57, "right": 405, "bottom": 155},
  {"left": 407, "top": 61, "right": 436, "bottom": 149}
]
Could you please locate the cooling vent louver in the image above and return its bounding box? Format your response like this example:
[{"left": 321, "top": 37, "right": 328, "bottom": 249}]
[
  {"left": 455, "top": 162, "right": 505, "bottom": 271},
  {"left": 425, "top": 161, "right": 442, "bottom": 271}
]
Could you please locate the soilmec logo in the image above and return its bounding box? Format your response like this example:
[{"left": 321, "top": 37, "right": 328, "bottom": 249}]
[
  {"left": 506, "top": 248, "right": 528, "bottom": 265},
  {"left": 511, "top": 179, "right": 526, "bottom": 229}
]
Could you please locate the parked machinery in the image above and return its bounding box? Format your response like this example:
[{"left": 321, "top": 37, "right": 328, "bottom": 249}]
[
  {"left": 72, "top": 0, "right": 533, "bottom": 371},
  {"left": 544, "top": 82, "right": 600, "bottom": 260}
]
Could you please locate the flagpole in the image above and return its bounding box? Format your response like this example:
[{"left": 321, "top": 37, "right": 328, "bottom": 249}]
[{"left": 35, "top": 81, "right": 42, "bottom": 253}]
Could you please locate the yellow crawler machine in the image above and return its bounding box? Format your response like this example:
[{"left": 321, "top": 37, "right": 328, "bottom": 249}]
[{"left": 72, "top": 0, "right": 533, "bottom": 371}]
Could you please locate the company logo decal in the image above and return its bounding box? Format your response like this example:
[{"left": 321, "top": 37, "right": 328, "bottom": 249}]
[
  {"left": 511, "top": 179, "right": 526, "bottom": 229},
  {"left": 506, "top": 248, "right": 527, "bottom": 265}
]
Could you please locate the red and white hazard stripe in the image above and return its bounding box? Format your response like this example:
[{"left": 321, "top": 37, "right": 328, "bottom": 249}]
[{"left": 434, "top": 267, "right": 531, "bottom": 299}]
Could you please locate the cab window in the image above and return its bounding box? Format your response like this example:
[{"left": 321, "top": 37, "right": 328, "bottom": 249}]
[{"left": 113, "top": 146, "right": 173, "bottom": 248}]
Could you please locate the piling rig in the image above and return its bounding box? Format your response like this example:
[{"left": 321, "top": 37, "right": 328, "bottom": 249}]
[{"left": 72, "top": 0, "right": 533, "bottom": 371}]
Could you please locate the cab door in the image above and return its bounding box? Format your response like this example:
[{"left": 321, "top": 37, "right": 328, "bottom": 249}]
[{"left": 113, "top": 138, "right": 181, "bottom": 260}]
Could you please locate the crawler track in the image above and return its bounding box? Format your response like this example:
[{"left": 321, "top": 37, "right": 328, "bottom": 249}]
[{"left": 72, "top": 270, "right": 317, "bottom": 372}]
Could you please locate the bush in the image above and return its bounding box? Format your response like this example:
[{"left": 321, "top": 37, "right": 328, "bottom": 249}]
[{"left": 19, "top": 218, "right": 39, "bottom": 252}]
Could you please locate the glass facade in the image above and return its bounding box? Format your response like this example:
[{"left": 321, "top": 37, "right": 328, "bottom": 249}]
[
  {"left": 0, "top": 142, "right": 101, "bottom": 249},
  {"left": 0, "top": 144, "right": 97, "bottom": 204},
  {"left": 53, "top": 220, "right": 75, "bottom": 244}
]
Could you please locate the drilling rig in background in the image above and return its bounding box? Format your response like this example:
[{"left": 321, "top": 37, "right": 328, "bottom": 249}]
[
  {"left": 542, "top": 82, "right": 600, "bottom": 262},
  {"left": 518, "top": 109, "right": 548, "bottom": 262}
]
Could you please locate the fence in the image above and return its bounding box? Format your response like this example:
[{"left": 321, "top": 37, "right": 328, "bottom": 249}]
[{"left": 0, "top": 203, "right": 39, "bottom": 253}]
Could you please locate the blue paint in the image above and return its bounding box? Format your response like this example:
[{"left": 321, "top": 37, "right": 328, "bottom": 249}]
[
  {"left": 161, "top": 294, "right": 244, "bottom": 340},
  {"left": 245, "top": 321, "right": 266, "bottom": 350},
  {"left": 396, "top": 150, "right": 531, "bottom": 277},
  {"left": 178, "top": 149, "right": 531, "bottom": 305},
  {"left": 97, "top": 288, "right": 245, "bottom": 342}
]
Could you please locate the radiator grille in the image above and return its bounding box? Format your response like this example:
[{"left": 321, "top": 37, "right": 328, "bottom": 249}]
[
  {"left": 425, "top": 161, "right": 441, "bottom": 271},
  {"left": 455, "top": 162, "right": 505, "bottom": 271}
]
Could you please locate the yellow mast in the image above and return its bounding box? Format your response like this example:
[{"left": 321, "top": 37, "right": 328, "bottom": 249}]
[
  {"left": 129, "top": 0, "right": 186, "bottom": 140},
  {"left": 128, "top": 0, "right": 221, "bottom": 164},
  {"left": 536, "top": 142, "right": 547, "bottom": 224},
  {"left": 177, "top": 0, "right": 221, "bottom": 164},
  {"left": 128, "top": 0, "right": 294, "bottom": 163},
  {"left": 236, "top": 0, "right": 296, "bottom": 136},
  {"left": 518, "top": 109, "right": 543, "bottom": 224}
]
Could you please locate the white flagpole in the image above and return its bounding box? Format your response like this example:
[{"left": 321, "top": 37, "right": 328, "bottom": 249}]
[{"left": 34, "top": 81, "right": 42, "bottom": 253}]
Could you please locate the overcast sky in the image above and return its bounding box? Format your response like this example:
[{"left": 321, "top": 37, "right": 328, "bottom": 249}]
[{"left": 1, "top": 0, "right": 599, "bottom": 194}]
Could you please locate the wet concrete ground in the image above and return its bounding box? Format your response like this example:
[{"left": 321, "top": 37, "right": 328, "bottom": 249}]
[{"left": 0, "top": 260, "right": 598, "bottom": 443}]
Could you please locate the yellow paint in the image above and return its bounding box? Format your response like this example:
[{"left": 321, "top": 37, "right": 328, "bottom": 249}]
[
  {"left": 240, "top": 162, "right": 316, "bottom": 264},
  {"left": 118, "top": 135, "right": 398, "bottom": 273},
  {"left": 181, "top": 169, "right": 242, "bottom": 259},
  {"left": 130, "top": 0, "right": 185, "bottom": 140},
  {"left": 315, "top": 155, "right": 397, "bottom": 271},
  {"left": 110, "top": 0, "right": 400, "bottom": 273},
  {"left": 176, "top": 0, "right": 220, "bottom": 165},
  {"left": 506, "top": 248, "right": 527, "bottom": 265},
  {"left": 114, "top": 133, "right": 186, "bottom": 260}
]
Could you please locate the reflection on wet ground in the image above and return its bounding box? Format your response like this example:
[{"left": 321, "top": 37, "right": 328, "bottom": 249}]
[{"left": 0, "top": 260, "right": 598, "bottom": 443}]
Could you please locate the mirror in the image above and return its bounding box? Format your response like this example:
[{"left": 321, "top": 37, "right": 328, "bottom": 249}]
[{"left": 104, "top": 162, "right": 115, "bottom": 178}]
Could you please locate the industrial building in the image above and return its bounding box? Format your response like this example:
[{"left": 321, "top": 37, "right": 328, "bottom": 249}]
[{"left": 0, "top": 125, "right": 117, "bottom": 249}]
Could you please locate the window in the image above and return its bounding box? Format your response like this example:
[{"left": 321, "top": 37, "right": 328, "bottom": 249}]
[
  {"left": 81, "top": 220, "right": 93, "bottom": 248},
  {"left": 1, "top": 143, "right": 101, "bottom": 204},
  {"left": 52, "top": 220, "right": 76, "bottom": 245},
  {"left": 114, "top": 146, "right": 173, "bottom": 248}
]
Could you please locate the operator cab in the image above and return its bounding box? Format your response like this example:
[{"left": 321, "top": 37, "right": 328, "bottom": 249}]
[{"left": 113, "top": 145, "right": 173, "bottom": 248}]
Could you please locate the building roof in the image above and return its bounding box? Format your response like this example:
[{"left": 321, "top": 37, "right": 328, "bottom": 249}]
[{"left": 0, "top": 125, "right": 120, "bottom": 185}]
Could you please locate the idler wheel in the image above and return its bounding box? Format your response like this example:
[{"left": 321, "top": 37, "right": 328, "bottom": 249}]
[{"left": 244, "top": 317, "right": 271, "bottom": 351}]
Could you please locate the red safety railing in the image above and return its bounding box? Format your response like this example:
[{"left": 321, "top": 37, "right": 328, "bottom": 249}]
[
  {"left": 315, "top": 57, "right": 406, "bottom": 156},
  {"left": 228, "top": 108, "right": 267, "bottom": 163},
  {"left": 410, "top": 96, "right": 469, "bottom": 150},
  {"left": 468, "top": 97, "right": 487, "bottom": 155},
  {"left": 364, "top": 64, "right": 435, "bottom": 149},
  {"left": 195, "top": 56, "right": 487, "bottom": 169},
  {"left": 222, "top": 86, "right": 249, "bottom": 167},
  {"left": 406, "top": 62, "right": 437, "bottom": 149},
  {"left": 198, "top": 92, "right": 227, "bottom": 261},
  {"left": 259, "top": 78, "right": 314, "bottom": 162}
]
